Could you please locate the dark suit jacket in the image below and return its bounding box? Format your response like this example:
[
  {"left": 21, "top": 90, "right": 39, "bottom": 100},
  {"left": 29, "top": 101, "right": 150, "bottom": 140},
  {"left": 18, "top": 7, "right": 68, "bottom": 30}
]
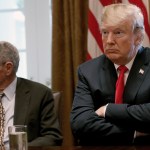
[
  {"left": 14, "top": 77, "right": 63, "bottom": 146},
  {"left": 70, "top": 47, "right": 150, "bottom": 145}
]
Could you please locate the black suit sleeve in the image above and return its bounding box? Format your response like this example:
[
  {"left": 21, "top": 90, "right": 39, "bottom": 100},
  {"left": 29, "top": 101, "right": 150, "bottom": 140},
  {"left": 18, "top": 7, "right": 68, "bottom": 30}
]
[
  {"left": 106, "top": 103, "right": 150, "bottom": 132},
  {"left": 26, "top": 84, "right": 63, "bottom": 146},
  {"left": 70, "top": 67, "right": 134, "bottom": 145}
]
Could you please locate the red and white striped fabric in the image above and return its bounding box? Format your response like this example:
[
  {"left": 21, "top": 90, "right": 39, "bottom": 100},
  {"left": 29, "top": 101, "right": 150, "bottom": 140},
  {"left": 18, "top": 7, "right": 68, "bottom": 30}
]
[{"left": 87, "top": 0, "right": 150, "bottom": 60}]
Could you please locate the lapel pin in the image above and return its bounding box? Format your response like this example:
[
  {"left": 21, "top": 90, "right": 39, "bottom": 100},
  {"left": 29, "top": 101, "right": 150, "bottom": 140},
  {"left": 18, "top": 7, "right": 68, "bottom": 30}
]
[{"left": 139, "top": 69, "right": 144, "bottom": 74}]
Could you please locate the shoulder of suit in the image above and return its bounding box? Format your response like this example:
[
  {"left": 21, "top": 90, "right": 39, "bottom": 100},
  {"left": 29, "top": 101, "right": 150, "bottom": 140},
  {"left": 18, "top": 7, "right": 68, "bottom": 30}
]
[
  {"left": 79, "top": 54, "right": 106, "bottom": 68},
  {"left": 17, "top": 77, "right": 50, "bottom": 90},
  {"left": 140, "top": 46, "right": 150, "bottom": 53},
  {"left": 139, "top": 47, "right": 150, "bottom": 63},
  {"left": 145, "top": 47, "right": 150, "bottom": 54}
]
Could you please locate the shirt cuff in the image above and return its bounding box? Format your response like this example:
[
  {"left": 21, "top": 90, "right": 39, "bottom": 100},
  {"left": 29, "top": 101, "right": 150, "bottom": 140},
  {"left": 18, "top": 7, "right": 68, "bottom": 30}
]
[{"left": 104, "top": 103, "right": 108, "bottom": 118}]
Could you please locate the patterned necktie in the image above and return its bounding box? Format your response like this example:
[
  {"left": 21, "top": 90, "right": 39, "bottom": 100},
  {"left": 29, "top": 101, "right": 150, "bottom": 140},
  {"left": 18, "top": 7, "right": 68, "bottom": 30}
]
[
  {"left": 115, "top": 65, "right": 128, "bottom": 104},
  {"left": 0, "top": 92, "right": 5, "bottom": 149}
]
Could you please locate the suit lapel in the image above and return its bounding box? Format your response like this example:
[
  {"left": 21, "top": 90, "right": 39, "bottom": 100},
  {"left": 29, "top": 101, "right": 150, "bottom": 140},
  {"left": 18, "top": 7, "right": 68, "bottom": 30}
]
[
  {"left": 124, "top": 47, "right": 150, "bottom": 103},
  {"left": 100, "top": 57, "right": 117, "bottom": 102},
  {"left": 14, "top": 78, "right": 30, "bottom": 125}
]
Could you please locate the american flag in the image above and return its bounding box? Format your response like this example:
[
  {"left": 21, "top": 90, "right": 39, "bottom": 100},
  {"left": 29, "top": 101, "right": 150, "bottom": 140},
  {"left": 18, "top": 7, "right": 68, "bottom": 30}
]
[{"left": 87, "top": 0, "right": 150, "bottom": 60}]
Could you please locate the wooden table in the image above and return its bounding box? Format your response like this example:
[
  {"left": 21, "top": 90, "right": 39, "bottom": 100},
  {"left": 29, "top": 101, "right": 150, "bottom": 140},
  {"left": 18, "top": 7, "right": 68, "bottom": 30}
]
[{"left": 28, "top": 146, "right": 150, "bottom": 150}]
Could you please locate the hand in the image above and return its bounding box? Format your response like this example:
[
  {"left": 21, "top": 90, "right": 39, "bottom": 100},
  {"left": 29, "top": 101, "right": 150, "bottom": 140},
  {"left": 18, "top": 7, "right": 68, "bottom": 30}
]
[{"left": 95, "top": 105, "right": 107, "bottom": 117}]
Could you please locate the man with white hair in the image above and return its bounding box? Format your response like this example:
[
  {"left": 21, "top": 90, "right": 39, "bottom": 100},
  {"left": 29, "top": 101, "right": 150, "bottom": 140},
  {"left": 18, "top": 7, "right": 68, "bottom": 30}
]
[{"left": 0, "top": 41, "right": 63, "bottom": 149}]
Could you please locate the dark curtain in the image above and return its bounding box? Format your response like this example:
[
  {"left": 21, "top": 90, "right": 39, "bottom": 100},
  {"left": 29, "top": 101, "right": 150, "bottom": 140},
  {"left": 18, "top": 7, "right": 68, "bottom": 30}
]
[{"left": 52, "top": 0, "right": 88, "bottom": 146}]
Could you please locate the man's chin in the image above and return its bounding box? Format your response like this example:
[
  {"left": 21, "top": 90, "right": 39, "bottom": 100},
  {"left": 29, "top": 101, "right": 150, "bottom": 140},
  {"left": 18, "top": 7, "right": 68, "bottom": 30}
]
[
  {"left": 106, "top": 55, "right": 120, "bottom": 64},
  {"left": 106, "top": 53, "right": 118, "bottom": 60}
]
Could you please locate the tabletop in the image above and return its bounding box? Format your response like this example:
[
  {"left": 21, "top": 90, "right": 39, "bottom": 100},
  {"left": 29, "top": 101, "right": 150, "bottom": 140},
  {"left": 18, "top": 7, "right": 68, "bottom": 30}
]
[{"left": 28, "top": 146, "right": 150, "bottom": 150}]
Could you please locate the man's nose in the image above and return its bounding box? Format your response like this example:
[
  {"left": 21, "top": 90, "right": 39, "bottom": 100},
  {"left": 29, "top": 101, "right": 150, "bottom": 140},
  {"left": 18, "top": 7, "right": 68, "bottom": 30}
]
[{"left": 106, "top": 33, "right": 115, "bottom": 44}]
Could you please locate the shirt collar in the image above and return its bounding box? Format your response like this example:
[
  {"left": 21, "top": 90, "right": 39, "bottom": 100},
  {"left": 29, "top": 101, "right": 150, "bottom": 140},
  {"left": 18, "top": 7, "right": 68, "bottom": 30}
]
[
  {"left": 3, "top": 77, "right": 17, "bottom": 101},
  {"left": 114, "top": 54, "right": 137, "bottom": 71}
]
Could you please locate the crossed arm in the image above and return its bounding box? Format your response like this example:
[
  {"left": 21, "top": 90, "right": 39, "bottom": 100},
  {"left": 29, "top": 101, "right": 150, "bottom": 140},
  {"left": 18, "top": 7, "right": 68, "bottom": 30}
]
[
  {"left": 70, "top": 68, "right": 135, "bottom": 144},
  {"left": 95, "top": 103, "right": 150, "bottom": 135}
]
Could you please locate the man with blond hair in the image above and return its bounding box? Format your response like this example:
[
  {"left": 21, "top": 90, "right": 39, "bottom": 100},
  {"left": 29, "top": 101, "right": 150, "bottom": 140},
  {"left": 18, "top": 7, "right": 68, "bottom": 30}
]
[{"left": 71, "top": 3, "right": 150, "bottom": 145}]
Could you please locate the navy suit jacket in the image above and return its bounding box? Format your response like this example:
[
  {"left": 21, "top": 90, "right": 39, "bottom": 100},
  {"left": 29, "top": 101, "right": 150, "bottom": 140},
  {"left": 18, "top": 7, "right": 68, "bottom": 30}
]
[
  {"left": 14, "top": 77, "right": 63, "bottom": 146},
  {"left": 70, "top": 47, "right": 150, "bottom": 145}
]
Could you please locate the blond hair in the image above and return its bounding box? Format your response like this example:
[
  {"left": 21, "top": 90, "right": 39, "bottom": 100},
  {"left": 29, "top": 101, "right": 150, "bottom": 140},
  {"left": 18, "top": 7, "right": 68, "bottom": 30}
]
[{"left": 101, "top": 4, "right": 144, "bottom": 32}]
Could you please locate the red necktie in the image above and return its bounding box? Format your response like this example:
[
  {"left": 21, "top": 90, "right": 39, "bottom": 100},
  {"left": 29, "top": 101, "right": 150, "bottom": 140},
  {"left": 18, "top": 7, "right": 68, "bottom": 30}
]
[{"left": 115, "top": 65, "right": 128, "bottom": 104}]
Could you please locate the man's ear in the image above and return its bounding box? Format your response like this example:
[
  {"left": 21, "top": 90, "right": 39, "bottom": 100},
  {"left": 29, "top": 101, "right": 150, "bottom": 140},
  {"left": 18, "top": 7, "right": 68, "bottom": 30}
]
[
  {"left": 134, "top": 32, "right": 144, "bottom": 46},
  {"left": 4, "top": 62, "right": 14, "bottom": 75}
]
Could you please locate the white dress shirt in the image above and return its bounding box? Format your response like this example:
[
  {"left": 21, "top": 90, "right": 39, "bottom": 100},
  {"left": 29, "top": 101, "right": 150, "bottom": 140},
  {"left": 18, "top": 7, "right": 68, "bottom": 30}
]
[
  {"left": 3, "top": 77, "right": 17, "bottom": 148},
  {"left": 114, "top": 56, "right": 135, "bottom": 85}
]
